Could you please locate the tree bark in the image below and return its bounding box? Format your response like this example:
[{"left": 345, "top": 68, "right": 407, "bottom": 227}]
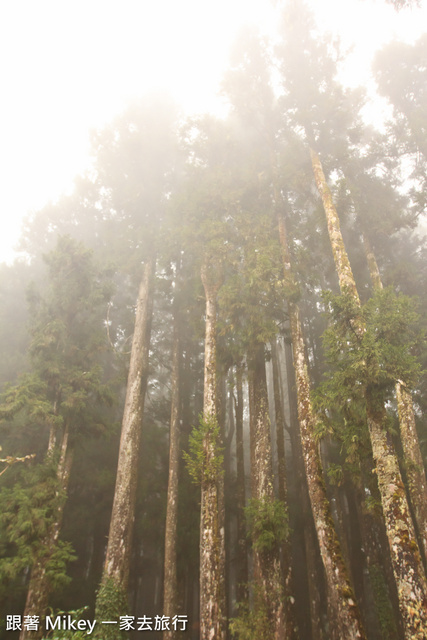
[
  {"left": 290, "top": 302, "right": 365, "bottom": 640},
  {"left": 284, "top": 339, "right": 326, "bottom": 640},
  {"left": 199, "top": 259, "right": 226, "bottom": 640},
  {"left": 395, "top": 381, "right": 427, "bottom": 564},
  {"left": 271, "top": 340, "right": 287, "bottom": 509},
  {"left": 163, "top": 307, "right": 181, "bottom": 640},
  {"left": 271, "top": 339, "right": 297, "bottom": 638},
  {"left": 367, "top": 402, "right": 427, "bottom": 639},
  {"left": 362, "top": 232, "right": 383, "bottom": 292},
  {"left": 311, "top": 149, "right": 427, "bottom": 638},
  {"left": 234, "top": 365, "right": 249, "bottom": 605},
  {"left": 97, "top": 255, "right": 155, "bottom": 603},
  {"left": 310, "top": 149, "right": 360, "bottom": 301},
  {"left": 354, "top": 474, "right": 402, "bottom": 640},
  {"left": 247, "top": 342, "right": 287, "bottom": 640}
]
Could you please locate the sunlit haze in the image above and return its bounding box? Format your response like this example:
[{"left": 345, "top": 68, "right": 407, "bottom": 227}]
[{"left": 1, "top": 0, "right": 426, "bottom": 263}]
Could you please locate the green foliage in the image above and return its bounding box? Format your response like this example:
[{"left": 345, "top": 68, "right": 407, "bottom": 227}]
[
  {"left": 326, "top": 462, "right": 344, "bottom": 487},
  {"left": 0, "top": 459, "right": 76, "bottom": 592},
  {"left": 0, "top": 374, "right": 63, "bottom": 433},
  {"left": 1, "top": 460, "right": 59, "bottom": 563},
  {"left": 94, "top": 578, "right": 128, "bottom": 639},
  {"left": 314, "top": 287, "right": 422, "bottom": 459},
  {"left": 183, "top": 412, "right": 224, "bottom": 485},
  {"left": 0, "top": 236, "right": 114, "bottom": 611},
  {"left": 0, "top": 236, "right": 114, "bottom": 439},
  {"left": 217, "top": 237, "right": 285, "bottom": 351},
  {"left": 43, "top": 541, "right": 77, "bottom": 591},
  {"left": 245, "top": 497, "right": 289, "bottom": 554},
  {"left": 230, "top": 597, "right": 271, "bottom": 640}
]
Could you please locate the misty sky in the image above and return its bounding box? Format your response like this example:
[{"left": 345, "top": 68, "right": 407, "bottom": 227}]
[{"left": 1, "top": 0, "right": 426, "bottom": 264}]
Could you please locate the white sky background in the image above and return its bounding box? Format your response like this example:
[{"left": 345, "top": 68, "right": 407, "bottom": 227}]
[{"left": 0, "top": 0, "right": 426, "bottom": 264}]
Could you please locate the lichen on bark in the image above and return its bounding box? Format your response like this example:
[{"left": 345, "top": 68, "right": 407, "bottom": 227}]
[
  {"left": 246, "top": 344, "right": 287, "bottom": 640},
  {"left": 199, "top": 257, "right": 226, "bottom": 640}
]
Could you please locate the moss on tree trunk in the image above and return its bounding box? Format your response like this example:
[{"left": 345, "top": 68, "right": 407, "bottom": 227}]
[
  {"left": 247, "top": 343, "right": 287, "bottom": 640},
  {"left": 199, "top": 259, "right": 226, "bottom": 640}
]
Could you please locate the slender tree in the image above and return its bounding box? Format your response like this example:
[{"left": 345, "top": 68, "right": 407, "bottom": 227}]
[
  {"left": 233, "top": 364, "right": 249, "bottom": 605},
  {"left": 247, "top": 342, "right": 287, "bottom": 640},
  {"left": 163, "top": 285, "right": 182, "bottom": 640},
  {"left": 96, "top": 254, "right": 155, "bottom": 621},
  {"left": 278, "top": 208, "right": 366, "bottom": 640},
  {"left": 271, "top": 337, "right": 294, "bottom": 619},
  {"left": 198, "top": 255, "right": 226, "bottom": 640}
]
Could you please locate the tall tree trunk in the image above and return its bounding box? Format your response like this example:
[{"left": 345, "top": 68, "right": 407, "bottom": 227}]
[
  {"left": 277, "top": 207, "right": 366, "bottom": 640},
  {"left": 163, "top": 307, "right": 181, "bottom": 640},
  {"left": 96, "top": 255, "right": 155, "bottom": 621},
  {"left": 309, "top": 149, "right": 360, "bottom": 300},
  {"left": 353, "top": 472, "right": 402, "bottom": 640},
  {"left": 395, "top": 382, "right": 427, "bottom": 564},
  {"left": 366, "top": 399, "right": 427, "bottom": 638},
  {"left": 362, "top": 232, "right": 427, "bottom": 566},
  {"left": 270, "top": 134, "right": 329, "bottom": 637},
  {"left": 20, "top": 426, "right": 73, "bottom": 640},
  {"left": 285, "top": 339, "right": 326, "bottom": 640},
  {"left": 225, "top": 370, "right": 235, "bottom": 618},
  {"left": 216, "top": 362, "right": 227, "bottom": 626},
  {"left": 247, "top": 343, "right": 287, "bottom": 640},
  {"left": 271, "top": 340, "right": 287, "bottom": 509},
  {"left": 199, "top": 259, "right": 226, "bottom": 640},
  {"left": 290, "top": 302, "right": 365, "bottom": 640},
  {"left": 234, "top": 364, "right": 249, "bottom": 605},
  {"left": 310, "top": 148, "right": 427, "bottom": 638},
  {"left": 362, "top": 233, "right": 383, "bottom": 292},
  {"left": 271, "top": 339, "right": 297, "bottom": 639}
]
